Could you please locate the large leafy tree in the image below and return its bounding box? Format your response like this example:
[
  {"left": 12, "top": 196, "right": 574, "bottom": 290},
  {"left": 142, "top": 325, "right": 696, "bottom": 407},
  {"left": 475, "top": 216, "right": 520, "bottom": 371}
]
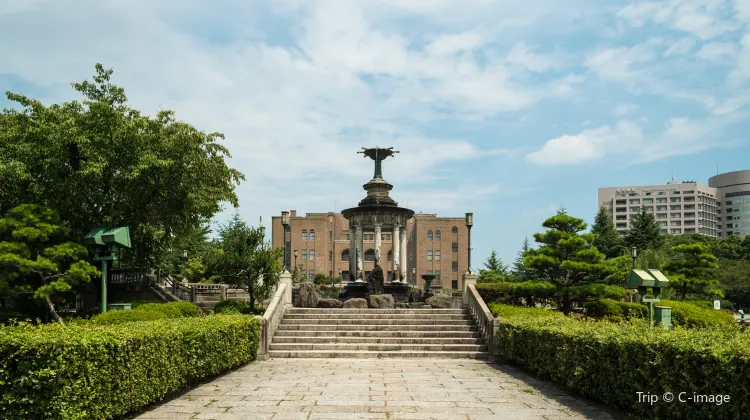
[
  {"left": 717, "top": 259, "right": 750, "bottom": 308},
  {"left": 663, "top": 243, "right": 722, "bottom": 301},
  {"left": 204, "top": 214, "right": 283, "bottom": 310},
  {"left": 524, "top": 210, "right": 615, "bottom": 314},
  {"left": 478, "top": 250, "right": 509, "bottom": 283},
  {"left": 624, "top": 207, "right": 664, "bottom": 252},
  {"left": 591, "top": 206, "right": 625, "bottom": 258},
  {"left": 710, "top": 235, "right": 746, "bottom": 261},
  {"left": 0, "top": 205, "right": 99, "bottom": 324},
  {"left": 0, "top": 64, "right": 244, "bottom": 270}
]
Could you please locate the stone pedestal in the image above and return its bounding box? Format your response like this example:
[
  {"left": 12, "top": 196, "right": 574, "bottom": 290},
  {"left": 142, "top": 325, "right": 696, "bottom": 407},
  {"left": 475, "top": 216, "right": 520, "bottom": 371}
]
[
  {"left": 279, "top": 270, "right": 293, "bottom": 307},
  {"left": 462, "top": 271, "right": 477, "bottom": 306}
]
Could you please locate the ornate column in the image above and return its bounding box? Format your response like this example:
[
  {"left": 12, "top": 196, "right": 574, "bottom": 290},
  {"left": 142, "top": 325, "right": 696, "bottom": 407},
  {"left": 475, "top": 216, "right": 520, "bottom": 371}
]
[
  {"left": 356, "top": 225, "right": 365, "bottom": 282},
  {"left": 348, "top": 223, "right": 357, "bottom": 282},
  {"left": 399, "top": 225, "right": 407, "bottom": 282},
  {"left": 392, "top": 224, "right": 400, "bottom": 283},
  {"left": 374, "top": 222, "right": 382, "bottom": 266}
]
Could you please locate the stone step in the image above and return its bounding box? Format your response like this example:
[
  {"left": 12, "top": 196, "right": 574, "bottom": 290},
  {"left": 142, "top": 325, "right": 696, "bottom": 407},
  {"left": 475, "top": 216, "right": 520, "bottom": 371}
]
[
  {"left": 287, "top": 309, "right": 467, "bottom": 314},
  {"left": 267, "top": 350, "right": 489, "bottom": 359},
  {"left": 280, "top": 318, "right": 473, "bottom": 326},
  {"left": 276, "top": 324, "right": 477, "bottom": 331},
  {"left": 272, "top": 336, "right": 484, "bottom": 344},
  {"left": 283, "top": 313, "right": 472, "bottom": 320},
  {"left": 269, "top": 343, "right": 488, "bottom": 351},
  {"left": 274, "top": 330, "right": 482, "bottom": 338}
]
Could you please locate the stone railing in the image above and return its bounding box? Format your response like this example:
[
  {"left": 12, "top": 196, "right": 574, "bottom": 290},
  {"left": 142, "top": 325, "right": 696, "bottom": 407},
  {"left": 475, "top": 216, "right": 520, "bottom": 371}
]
[
  {"left": 463, "top": 272, "right": 495, "bottom": 359},
  {"left": 258, "top": 271, "right": 292, "bottom": 360}
]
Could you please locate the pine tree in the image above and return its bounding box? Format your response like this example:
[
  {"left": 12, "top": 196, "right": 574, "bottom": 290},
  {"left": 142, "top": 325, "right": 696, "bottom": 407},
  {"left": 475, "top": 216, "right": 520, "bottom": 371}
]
[
  {"left": 478, "top": 250, "right": 509, "bottom": 283},
  {"left": 663, "top": 243, "right": 721, "bottom": 300},
  {"left": 592, "top": 206, "right": 625, "bottom": 258},
  {"left": 511, "top": 237, "right": 531, "bottom": 281},
  {"left": 624, "top": 206, "right": 664, "bottom": 252}
]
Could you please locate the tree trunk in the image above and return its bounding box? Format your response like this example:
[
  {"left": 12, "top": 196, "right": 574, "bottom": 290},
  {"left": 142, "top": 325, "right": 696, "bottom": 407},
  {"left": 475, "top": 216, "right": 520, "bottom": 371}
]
[
  {"left": 560, "top": 293, "right": 571, "bottom": 315},
  {"left": 45, "top": 295, "right": 65, "bottom": 326},
  {"left": 249, "top": 287, "right": 255, "bottom": 313}
]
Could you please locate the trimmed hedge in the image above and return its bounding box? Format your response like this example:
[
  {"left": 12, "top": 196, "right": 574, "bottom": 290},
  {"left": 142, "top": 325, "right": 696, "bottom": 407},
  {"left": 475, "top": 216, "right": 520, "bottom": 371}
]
[
  {"left": 493, "top": 305, "right": 750, "bottom": 419},
  {"left": 88, "top": 301, "right": 202, "bottom": 325},
  {"left": 214, "top": 300, "right": 266, "bottom": 315},
  {"left": 476, "top": 281, "right": 556, "bottom": 305},
  {"left": 584, "top": 299, "right": 737, "bottom": 330},
  {"left": 488, "top": 303, "right": 565, "bottom": 320},
  {"left": 584, "top": 299, "right": 647, "bottom": 322},
  {"left": 0, "top": 315, "right": 261, "bottom": 419}
]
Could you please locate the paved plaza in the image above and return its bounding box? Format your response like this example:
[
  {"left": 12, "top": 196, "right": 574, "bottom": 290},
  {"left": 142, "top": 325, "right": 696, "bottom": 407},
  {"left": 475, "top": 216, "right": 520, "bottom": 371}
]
[{"left": 133, "top": 359, "right": 622, "bottom": 420}]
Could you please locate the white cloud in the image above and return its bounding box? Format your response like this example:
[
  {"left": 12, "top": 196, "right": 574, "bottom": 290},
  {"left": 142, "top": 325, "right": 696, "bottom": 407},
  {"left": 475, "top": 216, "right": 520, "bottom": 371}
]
[
  {"left": 585, "top": 45, "right": 655, "bottom": 84},
  {"left": 697, "top": 42, "right": 737, "bottom": 63},
  {"left": 618, "top": 0, "right": 738, "bottom": 40},
  {"left": 664, "top": 37, "right": 695, "bottom": 56},
  {"left": 426, "top": 32, "right": 486, "bottom": 55},
  {"left": 506, "top": 42, "right": 554, "bottom": 73},
  {"left": 615, "top": 103, "right": 639, "bottom": 116}
]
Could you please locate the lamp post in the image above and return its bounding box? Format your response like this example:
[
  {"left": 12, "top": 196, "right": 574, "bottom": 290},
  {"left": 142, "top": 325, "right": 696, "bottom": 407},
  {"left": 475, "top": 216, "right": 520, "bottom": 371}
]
[
  {"left": 630, "top": 246, "right": 638, "bottom": 269},
  {"left": 465, "top": 213, "right": 474, "bottom": 273},
  {"left": 182, "top": 250, "right": 188, "bottom": 282},
  {"left": 281, "top": 211, "right": 290, "bottom": 271},
  {"left": 412, "top": 267, "right": 416, "bottom": 285},
  {"left": 294, "top": 249, "right": 298, "bottom": 277}
]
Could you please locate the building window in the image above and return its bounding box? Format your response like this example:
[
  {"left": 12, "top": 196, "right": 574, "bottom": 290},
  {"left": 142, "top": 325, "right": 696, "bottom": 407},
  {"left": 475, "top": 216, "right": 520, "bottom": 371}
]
[
  {"left": 387, "top": 250, "right": 393, "bottom": 261},
  {"left": 427, "top": 230, "right": 433, "bottom": 240},
  {"left": 660, "top": 221, "right": 668, "bottom": 227},
  {"left": 365, "top": 249, "right": 375, "bottom": 261},
  {"left": 630, "top": 199, "right": 640, "bottom": 204},
  {"left": 452, "top": 242, "right": 458, "bottom": 252},
  {"left": 630, "top": 207, "right": 640, "bottom": 212},
  {"left": 616, "top": 207, "right": 626, "bottom": 213},
  {"left": 670, "top": 229, "right": 682, "bottom": 234},
  {"left": 670, "top": 221, "right": 681, "bottom": 226},
  {"left": 342, "top": 270, "right": 349, "bottom": 279},
  {"left": 670, "top": 197, "right": 681, "bottom": 203},
  {"left": 342, "top": 249, "right": 350, "bottom": 261},
  {"left": 656, "top": 198, "right": 667, "bottom": 203},
  {"left": 656, "top": 205, "right": 667, "bottom": 211},
  {"left": 309, "top": 273, "right": 314, "bottom": 281},
  {"left": 427, "top": 250, "right": 433, "bottom": 261},
  {"left": 309, "top": 249, "right": 315, "bottom": 260},
  {"left": 301, "top": 270, "right": 307, "bottom": 279},
  {"left": 642, "top": 199, "right": 653, "bottom": 204},
  {"left": 616, "top": 215, "right": 627, "bottom": 220},
  {"left": 670, "top": 205, "right": 681, "bottom": 210},
  {"left": 670, "top": 213, "right": 681, "bottom": 218},
  {"left": 310, "top": 229, "right": 315, "bottom": 240},
  {"left": 329, "top": 251, "right": 333, "bottom": 261},
  {"left": 435, "top": 250, "right": 441, "bottom": 261},
  {"left": 301, "top": 249, "right": 307, "bottom": 260},
  {"left": 452, "top": 226, "right": 458, "bottom": 234},
  {"left": 301, "top": 229, "right": 307, "bottom": 241},
  {"left": 616, "top": 199, "right": 626, "bottom": 205},
  {"left": 329, "top": 231, "right": 333, "bottom": 240},
  {"left": 452, "top": 280, "right": 458, "bottom": 290},
  {"left": 661, "top": 229, "right": 668, "bottom": 234},
  {"left": 434, "top": 270, "right": 441, "bottom": 281},
  {"left": 656, "top": 213, "right": 667, "bottom": 219},
  {"left": 452, "top": 261, "right": 458, "bottom": 272},
  {"left": 435, "top": 230, "right": 441, "bottom": 240}
]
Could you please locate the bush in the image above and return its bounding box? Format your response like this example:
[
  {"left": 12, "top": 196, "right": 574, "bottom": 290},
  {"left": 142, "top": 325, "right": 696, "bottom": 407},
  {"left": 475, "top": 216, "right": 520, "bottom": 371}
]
[
  {"left": 494, "top": 313, "right": 750, "bottom": 419},
  {"left": 488, "top": 303, "right": 565, "bottom": 320},
  {"left": 685, "top": 300, "right": 713, "bottom": 309},
  {"left": 214, "top": 300, "right": 266, "bottom": 315},
  {"left": 584, "top": 299, "right": 647, "bottom": 322},
  {"left": 88, "top": 301, "right": 202, "bottom": 325},
  {"left": 661, "top": 300, "right": 738, "bottom": 330},
  {"left": 476, "top": 281, "right": 556, "bottom": 306},
  {"left": 0, "top": 315, "right": 261, "bottom": 419}
]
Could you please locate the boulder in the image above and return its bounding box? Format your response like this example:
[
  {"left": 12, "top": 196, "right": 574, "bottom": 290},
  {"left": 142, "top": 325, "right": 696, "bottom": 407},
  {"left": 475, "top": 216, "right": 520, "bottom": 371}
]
[
  {"left": 318, "top": 298, "right": 343, "bottom": 308},
  {"left": 343, "top": 298, "right": 368, "bottom": 309},
  {"left": 296, "top": 282, "right": 319, "bottom": 308},
  {"left": 368, "top": 294, "right": 394, "bottom": 309},
  {"left": 425, "top": 294, "right": 452, "bottom": 309},
  {"left": 395, "top": 302, "right": 408, "bottom": 308}
]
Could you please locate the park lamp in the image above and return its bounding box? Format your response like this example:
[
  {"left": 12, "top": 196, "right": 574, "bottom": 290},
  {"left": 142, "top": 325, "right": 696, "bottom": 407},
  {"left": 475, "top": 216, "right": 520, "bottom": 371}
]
[
  {"left": 281, "top": 211, "right": 290, "bottom": 226},
  {"left": 630, "top": 247, "right": 638, "bottom": 259},
  {"left": 465, "top": 213, "right": 473, "bottom": 227},
  {"left": 83, "top": 226, "right": 132, "bottom": 314}
]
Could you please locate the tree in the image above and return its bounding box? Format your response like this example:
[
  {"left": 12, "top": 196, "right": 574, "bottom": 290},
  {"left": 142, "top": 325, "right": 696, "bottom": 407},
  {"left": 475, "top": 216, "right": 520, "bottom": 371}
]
[
  {"left": 478, "top": 250, "right": 509, "bottom": 283},
  {"left": 624, "top": 207, "right": 664, "bottom": 252},
  {"left": 204, "top": 214, "right": 283, "bottom": 310},
  {"left": 0, "top": 64, "right": 244, "bottom": 271},
  {"left": 710, "top": 235, "right": 746, "bottom": 261},
  {"left": 662, "top": 243, "right": 722, "bottom": 301},
  {"left": 591, "top": 206, "right": 625, "bottom": 258},
  {"left": 0, "top": 205, "right": 99, "bottom": 324},
  {"left": 511, "top": 237, "right": 532, "bottom": 281},
  {"left": 524, "top": 210, "right": 614, "bottom": 314},
  {"left": 716, "top": 259, "right": 750, "bottom": 308}
]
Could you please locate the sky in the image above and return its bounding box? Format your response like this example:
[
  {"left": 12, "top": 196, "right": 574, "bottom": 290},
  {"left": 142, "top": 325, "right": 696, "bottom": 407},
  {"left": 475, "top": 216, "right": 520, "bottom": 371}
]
[{"left": 1, "top": 0, "right": 749, "bottom": 267}]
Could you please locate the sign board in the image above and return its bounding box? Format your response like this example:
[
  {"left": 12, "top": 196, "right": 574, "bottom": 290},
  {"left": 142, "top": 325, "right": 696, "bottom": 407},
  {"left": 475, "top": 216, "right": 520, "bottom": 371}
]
[{"left": 714, "top": 300, "right": 721, "bottom": 310}]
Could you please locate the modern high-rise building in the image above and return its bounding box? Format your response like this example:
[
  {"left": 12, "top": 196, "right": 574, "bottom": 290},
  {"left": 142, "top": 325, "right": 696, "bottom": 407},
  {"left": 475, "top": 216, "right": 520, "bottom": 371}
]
[
  {"left": 271, "top": 211, "right": 472, "bottom": 290},
  {"left": 598, "top": 170, "right": 750, "bottom": 238}
]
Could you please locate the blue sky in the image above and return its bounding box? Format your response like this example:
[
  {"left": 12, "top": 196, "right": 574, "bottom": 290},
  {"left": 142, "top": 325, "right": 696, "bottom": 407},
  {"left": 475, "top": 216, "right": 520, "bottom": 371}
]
[{"left": 1, "top": 0, "right": 749, "bottom": 267}]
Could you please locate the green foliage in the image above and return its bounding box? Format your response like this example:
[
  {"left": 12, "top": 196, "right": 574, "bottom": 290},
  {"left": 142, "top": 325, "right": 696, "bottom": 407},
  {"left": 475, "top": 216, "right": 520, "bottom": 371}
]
[
  {"left": 709, "top": 234, "right": 746, "bottom": 261},
  {"left": 591, "top": 206, "right": 625, "bottom": 258},
  {"left": 564, "top": 284, "right": 625, "bottom": 301},
  {"left": 717, "top": 259, "right": 750, "bottom": 307},
  {"left": 663, "top": 243, "right": 722, "bottom": 300},
  {"left": 524, "top": 210, "right": 615, "bottom": 314},
  {"left": 88, "top": 301, "right": 201, "bottom": 325},
  {"left": 0, "top": 64, "right": 244, "bottom": 271},
  {"left": 213, "top": 300, "right": 264, "bottom": 315},
  {"left": 476, "top": 281, "right": 557, "bottom": 306},
  {"left": 494, "top": 314, "right": 749, "bottom": 419},
  {"left": 488, "top": 303, "right": 565, "bottom": 319},
  {"left": 0, "top": 204, "right": 99, "bottom": 324},
  {"left": 204, "top": 214, "right": 283, "bottom": 310},
  {"left": 478, "top": 250, "right": 509, "bottom": 283},
  {"left": 583, "top": 299, "right": 646, "bottom": 321},
  {"left": 0, "top": 315, "right": 260, "bottom": 419},
  {"left": 660, "top": 300, "right": 738, "bottom": 330},
  {"left": 624, "top": 206, "right": 664, "bottom": 251},
  {"left": 511, "top": 236, "right": 538, "bottom": 282}
]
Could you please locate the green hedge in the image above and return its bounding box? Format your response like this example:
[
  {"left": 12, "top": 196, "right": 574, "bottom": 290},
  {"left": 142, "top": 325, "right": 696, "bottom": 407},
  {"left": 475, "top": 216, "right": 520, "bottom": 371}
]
[
  {"left": 476, "top": 281, "right": 556, "bottom": 305},
  {"left": 584, "top": 299, "right": 737, "bottom": 330},
  {"left": 488, "top": 303, "right": 565, "bottom": 320},
  {"left": 0, "top": 315, "right": 261, "bottom": 419},
  {"left": 87, "top": 301, "right": 202, "bottom": 325},
  {"left": 493, "top": 306, "right": 750, "bottom": 419},
  {"left": 214, "top": 300, "right": 266, "bottom": 315},
  {"left": 584, "top": 299, "right": 647, "bottom": 322}
]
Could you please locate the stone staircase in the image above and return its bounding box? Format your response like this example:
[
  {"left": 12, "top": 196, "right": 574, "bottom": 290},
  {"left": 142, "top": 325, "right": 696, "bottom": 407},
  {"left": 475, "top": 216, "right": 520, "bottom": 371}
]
[{"left": 268, "top": 308, "right": 489, "bottom": 359}]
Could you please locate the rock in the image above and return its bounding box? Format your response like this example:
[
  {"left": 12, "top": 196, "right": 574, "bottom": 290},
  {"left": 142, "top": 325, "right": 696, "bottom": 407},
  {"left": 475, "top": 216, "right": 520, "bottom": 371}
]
[
  {"left": 408, "top": 288, "right": 424, "bottom": 303},
  {"left": 395, "top": 302, "right": 408, "bottom": 308},
  {"left": 368, "top": 294, "right": 394, "bottom": 309},
  {"left": 343, "top": 298, "right": 368, "bottom": 309},
  {"left": 366, "top": 266, "right": 385, "bottom": 295},
  {"left": 426, "top": 294, "right": 452, "bottom": 309},
  {"left": 296, "top": 282, "right": 319, "bottom": 308},
  {"left": 318, "top": 298, "right": 343, "bottom": 308}
]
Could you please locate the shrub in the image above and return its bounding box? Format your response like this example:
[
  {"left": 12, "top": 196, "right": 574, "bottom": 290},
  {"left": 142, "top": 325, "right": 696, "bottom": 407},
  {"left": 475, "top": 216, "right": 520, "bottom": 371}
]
[
  {"left": 88, "top": 301, "right": 202, "bottom": 325},
  {"left": 583, "top": 299, "right": 624, "bottom": 321},
  {"left": 488, "top": 303, "right": 565, "bottom": 320},
  {"left": 214, "top": 300, "right": 251, "bottom": 314},
  {"left": 0, "top": 315, "right": 261, "bottom": 419},
  {"left": 660, "top": 300, "right": 738, "bottom": 330},
  {"left": 685, "top": 300, "right": 713, "bottom": 310},
  {"left": 476, "top": 281, "right": 556, "bottom": 306},
  {"left": 494, "top": 314, "right": 750, "bottom": 419}
]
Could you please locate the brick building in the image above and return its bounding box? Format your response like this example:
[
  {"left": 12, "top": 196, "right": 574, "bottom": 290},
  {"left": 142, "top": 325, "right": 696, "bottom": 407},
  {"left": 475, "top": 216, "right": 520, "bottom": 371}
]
[{"left": 271, "top": 211, "right": 471, "bottom": 290}]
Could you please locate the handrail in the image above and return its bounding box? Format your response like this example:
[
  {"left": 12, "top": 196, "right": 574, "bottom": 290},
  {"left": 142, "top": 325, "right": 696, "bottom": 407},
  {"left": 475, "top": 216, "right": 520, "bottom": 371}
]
[
  {"left": 258, "top": 282, "right": 288, "bottom": 360},
  {"left": 466, "top": 284, "right": 495, "bottom": 357}
]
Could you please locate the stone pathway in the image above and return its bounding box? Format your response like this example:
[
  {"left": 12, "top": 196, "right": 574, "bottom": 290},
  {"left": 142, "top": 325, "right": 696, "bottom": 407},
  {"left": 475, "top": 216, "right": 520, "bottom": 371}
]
[{"left": 133, "top": 359, "right": 622, "bottom": 420}]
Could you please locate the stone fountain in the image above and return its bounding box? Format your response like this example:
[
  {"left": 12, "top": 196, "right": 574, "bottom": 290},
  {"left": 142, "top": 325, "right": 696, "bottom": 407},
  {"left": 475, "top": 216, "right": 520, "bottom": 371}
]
[{"left": 341, "top": 147, "right": 415, "bottom": 300}]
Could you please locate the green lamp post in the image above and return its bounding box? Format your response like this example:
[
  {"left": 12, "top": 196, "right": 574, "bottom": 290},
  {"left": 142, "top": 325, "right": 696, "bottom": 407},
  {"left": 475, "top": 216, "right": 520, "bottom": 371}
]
[
  {"left": 626, "top": 268, "right": 672, "bottom": 328},
  {"left": 84, "top": 226, "right": 132, "bottom": 313}
]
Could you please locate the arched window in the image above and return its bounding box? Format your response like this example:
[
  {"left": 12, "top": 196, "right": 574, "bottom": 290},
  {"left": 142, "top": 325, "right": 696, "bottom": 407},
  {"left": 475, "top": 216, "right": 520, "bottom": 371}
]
[
  {"left": 435, "top": 230, "right": 441, "bottom": 240},
  {"left": 342, "top": 249, "right": 350, "bottom": 261},
  {"left": 310, "top": 229, "right": 316, "bottom": 240},
  {"left": 302, "top": 229, "right": 307, "bottom": 241},
  {"left": 387, "top": 250, "right": 393, "bottom": 261},
  {"left": 365, "top": 249, "right": 376, "bottom": 261},
  {"left": 427, "top": 230, "right": 433, "bottom": 240},
  {"left": 451, "top": 226, "right": 458, "bottom": 234}
]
